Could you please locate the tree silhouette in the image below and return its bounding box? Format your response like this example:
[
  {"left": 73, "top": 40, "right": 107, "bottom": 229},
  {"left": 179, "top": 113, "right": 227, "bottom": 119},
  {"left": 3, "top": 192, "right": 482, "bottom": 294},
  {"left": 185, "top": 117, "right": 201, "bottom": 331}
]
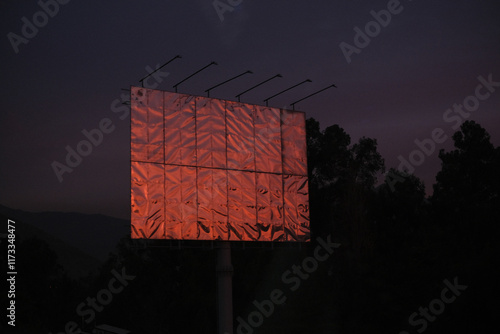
[
  {"left": 306, "top": 118, "right": 384, "bottom": 255},
  {"left": 11, "top": 237, "right": 79, "bottom": 332},
  {"left": 377, "top": 168, "right": 427, "bottom": 228},
  {"left": 433, "top": 120, "right": 500, "bottom": 230}
]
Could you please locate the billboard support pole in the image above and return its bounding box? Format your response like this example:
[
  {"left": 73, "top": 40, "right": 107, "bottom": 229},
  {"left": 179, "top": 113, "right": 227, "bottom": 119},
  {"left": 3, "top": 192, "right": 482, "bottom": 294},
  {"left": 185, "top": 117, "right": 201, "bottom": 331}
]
[
  {"left": 217, "top": 241, "right": 233, "bottom": 334},
  {"left": 263, "top": 79, "right": 312, "bottom": 106},
  {"left": 290, "top": 83, "right": 337, "bottom": 110},
  {"left": 205, "top": 70, "right": 253, "bottom": 97},
  {"left": 138, "top": 55, "right": 182, "bottom": 87},
  {"left": 173, "top": 61, "right": 218, "bottom": 93},
  {"left": 235, "top": 73, "right": 282, "bottom": 102}
]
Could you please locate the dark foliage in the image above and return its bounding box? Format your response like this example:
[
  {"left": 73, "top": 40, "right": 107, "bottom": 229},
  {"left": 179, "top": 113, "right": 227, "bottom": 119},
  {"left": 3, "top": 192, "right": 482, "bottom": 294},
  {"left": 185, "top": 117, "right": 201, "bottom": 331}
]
[{"left": 3, "top": 119, "right": 498, "bottom": 333}]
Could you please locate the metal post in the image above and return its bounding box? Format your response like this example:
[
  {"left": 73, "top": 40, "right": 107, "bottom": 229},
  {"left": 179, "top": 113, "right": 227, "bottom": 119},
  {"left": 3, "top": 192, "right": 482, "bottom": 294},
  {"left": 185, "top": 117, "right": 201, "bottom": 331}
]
[
  {"left": 217, "top": 241, "right": 233, "bottom": 334},
  {"left": 290, "top": 83, "right": 337, "bottom": 110},
  {"left": 205, "top": 70, "right": 252, "bottom": 97},
  {"left": 263, "top": 79, "right": 312, "bottom": 106},
  {"left": 139, "top": 55, "right": 181, "bottom": 87},
  {"left": 173, "top": 61, "right": 218, "bottom": 93},
  {"left": 235, "top": 74, "right": 282, "bottom": 102}
]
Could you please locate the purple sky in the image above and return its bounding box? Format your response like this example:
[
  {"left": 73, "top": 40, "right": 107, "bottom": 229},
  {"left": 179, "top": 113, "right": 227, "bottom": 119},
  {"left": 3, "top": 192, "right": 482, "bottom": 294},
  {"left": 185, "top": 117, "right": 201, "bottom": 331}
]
[{"left": 1, "top": 0, "right": 499, "bottom": 219}]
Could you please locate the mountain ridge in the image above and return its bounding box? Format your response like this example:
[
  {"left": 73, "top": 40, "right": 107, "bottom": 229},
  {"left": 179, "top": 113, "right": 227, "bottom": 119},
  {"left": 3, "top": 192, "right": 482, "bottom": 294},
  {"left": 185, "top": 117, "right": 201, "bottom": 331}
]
[{"left": 0, "top": 204, "right": 130, "bottom": 277}]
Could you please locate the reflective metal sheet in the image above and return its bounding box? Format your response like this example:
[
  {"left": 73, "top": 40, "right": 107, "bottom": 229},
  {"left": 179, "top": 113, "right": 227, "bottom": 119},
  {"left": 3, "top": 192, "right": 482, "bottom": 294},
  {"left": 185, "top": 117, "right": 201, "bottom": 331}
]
[
  {"left": 131, "top": 87, "right": 164, "bottom": 163},
  {"left": 131, "top": 161, "right": 164, "bottom": 239},
  {"left": 228, "top": 170, "right": 257, "bottom": 240},
  {"left": 255, "top": 106, "right": 281, "bottom": 173},
  {"left": 131, "top": 87, "right": 310, "bottom": 242},
  {"left": 256, "top": 172, "right": 285, "bottom": 241},
  {"left": 226, "top": 101, "right": 255, "bottom": 171},
  {"left": 283, "top": 175, "right": 310, "bottom": 241},
  {"left": 196, "top": 97, "right": 226, "bottom": 169},
  {"left": 164, "top": 165, "right": 197, "bottom": 240},
  {"left": 164, "top": 93, "right": 196, "bottom": 166},
  {"left": 282, "top": 110, "right": 307, "bottom": 175},
  {"left": 197, "top": 167, "right": 227, "bottom": 240}
]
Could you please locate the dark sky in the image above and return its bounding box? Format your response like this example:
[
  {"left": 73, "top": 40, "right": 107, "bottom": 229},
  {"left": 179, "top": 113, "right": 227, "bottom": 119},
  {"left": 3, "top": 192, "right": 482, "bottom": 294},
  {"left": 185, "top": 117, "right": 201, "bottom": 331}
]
[{"left": 1, "top": 0, "right": 499, "bottom": 219}]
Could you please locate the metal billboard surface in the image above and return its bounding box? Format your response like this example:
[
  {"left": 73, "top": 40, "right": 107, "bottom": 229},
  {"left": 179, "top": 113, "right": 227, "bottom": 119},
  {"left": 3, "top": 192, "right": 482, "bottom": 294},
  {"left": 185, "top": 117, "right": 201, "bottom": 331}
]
[{"left": 131, "top": 87, "right": 309, "bottom": 241}]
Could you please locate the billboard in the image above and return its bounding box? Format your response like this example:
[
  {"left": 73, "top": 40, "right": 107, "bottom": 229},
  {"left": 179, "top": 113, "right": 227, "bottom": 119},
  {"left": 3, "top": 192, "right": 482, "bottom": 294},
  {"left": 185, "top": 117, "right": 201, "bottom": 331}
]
[{"left": 131, "top": 87, "right": 309, "bottom": 241}]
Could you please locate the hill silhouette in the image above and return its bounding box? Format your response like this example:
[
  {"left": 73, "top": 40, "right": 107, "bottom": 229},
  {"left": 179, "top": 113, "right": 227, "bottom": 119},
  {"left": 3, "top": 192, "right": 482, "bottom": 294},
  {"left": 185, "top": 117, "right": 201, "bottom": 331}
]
[{"left": 0, "top": 205, "right": 128, "bottom": 277}]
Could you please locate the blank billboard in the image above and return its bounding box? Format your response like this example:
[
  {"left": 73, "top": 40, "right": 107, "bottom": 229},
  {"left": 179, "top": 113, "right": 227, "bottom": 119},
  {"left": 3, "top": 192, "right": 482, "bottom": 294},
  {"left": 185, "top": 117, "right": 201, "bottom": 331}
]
[{"left": 131, "top": 87, "right": 309, "bottom": 241}]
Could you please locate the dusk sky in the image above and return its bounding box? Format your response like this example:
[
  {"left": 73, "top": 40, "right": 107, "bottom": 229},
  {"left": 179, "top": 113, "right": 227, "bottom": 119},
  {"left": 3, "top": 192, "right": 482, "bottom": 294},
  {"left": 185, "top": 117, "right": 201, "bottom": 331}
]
[{"left": 1, "top": 0, "right": 499, "bottom": 219}]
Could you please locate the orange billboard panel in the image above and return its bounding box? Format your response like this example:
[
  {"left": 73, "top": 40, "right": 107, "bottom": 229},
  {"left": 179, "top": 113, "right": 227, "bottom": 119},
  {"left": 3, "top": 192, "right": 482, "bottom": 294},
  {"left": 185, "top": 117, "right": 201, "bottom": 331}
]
[{"left": 131, "top": 87, "right": 309, "bottom": 241}]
